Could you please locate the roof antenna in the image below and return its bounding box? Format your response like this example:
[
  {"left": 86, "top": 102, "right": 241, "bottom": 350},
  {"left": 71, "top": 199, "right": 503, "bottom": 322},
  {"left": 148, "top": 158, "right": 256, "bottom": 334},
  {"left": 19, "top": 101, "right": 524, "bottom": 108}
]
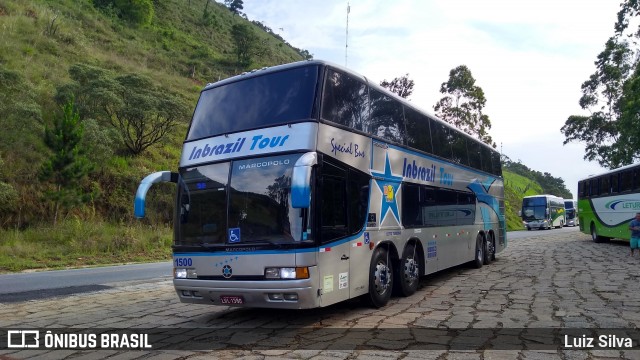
[{"left": 345, "top": 1, "right": 350, "bottom": 67}]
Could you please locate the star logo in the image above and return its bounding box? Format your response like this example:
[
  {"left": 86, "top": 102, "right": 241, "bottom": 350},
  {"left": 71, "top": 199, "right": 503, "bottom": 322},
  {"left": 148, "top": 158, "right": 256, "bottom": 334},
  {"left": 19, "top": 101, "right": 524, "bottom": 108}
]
[
  {"left": 222, "top": 265, "right": 233, "bottom": 279},
  {"left": 371, "top": 153, "right": 402, "bottom": 225}
]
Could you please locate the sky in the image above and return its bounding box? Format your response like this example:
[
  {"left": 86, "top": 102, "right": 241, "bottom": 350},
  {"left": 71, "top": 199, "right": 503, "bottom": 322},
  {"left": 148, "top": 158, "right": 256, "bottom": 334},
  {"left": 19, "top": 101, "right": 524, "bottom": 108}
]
[{"left": 238, "top": 0, "right": 623, "bottom": 198}]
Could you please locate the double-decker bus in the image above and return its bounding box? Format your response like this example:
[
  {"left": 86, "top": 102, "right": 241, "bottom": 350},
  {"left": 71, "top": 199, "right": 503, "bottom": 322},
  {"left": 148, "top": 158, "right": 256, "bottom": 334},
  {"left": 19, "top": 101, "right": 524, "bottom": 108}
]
[
  {"left": 578, "top": 163, "right": 640, "bottom": 242},
  {"left": 564, "top": 199, "right": 578, "bottom": 227},
  {"left": 134, "top": 60, "right": 505, "bottom": 309},
  {"left": 521, "top": 195, "right": 565, "bottom": 230}
]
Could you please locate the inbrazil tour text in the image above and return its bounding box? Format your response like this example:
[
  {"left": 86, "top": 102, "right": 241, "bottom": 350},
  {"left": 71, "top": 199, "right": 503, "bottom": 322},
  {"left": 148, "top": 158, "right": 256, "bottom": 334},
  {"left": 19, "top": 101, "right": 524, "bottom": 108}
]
[{"left": 12, "top": 331, "right": 152, "bottom": 349}]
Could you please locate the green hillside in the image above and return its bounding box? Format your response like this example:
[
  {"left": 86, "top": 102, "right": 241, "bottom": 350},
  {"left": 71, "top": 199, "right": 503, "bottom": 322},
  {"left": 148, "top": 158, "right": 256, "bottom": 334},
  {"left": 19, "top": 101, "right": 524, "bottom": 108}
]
[
  {"left": 0, "top": 0, "right": 306, "bottom": 271},
  {"left": 0, "top": 0, "right": 304, "bottom": 228},
  {"left": 0, "top": 0, "right": 571, "bottom": 271},
  {"left": 503, "top": 170, "right": 544, "bottom": 231}
]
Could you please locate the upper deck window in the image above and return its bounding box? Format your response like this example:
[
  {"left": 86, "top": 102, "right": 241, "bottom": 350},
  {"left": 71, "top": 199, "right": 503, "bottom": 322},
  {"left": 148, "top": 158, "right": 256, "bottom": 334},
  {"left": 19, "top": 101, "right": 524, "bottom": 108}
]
[{"left": 187, "top": 66, "right": 319, "bottom": 141}]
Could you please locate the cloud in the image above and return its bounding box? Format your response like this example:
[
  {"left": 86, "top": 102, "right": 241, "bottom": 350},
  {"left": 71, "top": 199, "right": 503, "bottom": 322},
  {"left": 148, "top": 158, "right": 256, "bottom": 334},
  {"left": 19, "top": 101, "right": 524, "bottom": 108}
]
[{"left": 240, "top": 0, "right": 622, "bottom": 197}]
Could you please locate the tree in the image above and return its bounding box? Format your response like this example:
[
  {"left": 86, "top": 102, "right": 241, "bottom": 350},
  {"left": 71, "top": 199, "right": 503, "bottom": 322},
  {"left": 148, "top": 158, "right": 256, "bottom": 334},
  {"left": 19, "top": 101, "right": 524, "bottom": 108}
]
[
  {"left": 56, "top": 65, "right": 188, "bottom": 155},
  {"left": 433, "top": 65, "right": 496, "bottom": 148},
  {"left": 231, "top": 23, "right": 259, "bottom": 66},
  {"left": 560, "top": 38, "right": 635, "bottom": 169},
  {"left": 380, "top": 74, "right": 414, "bottom": 99},
  {"left": 39, "top": 101, "right": 93, "bottom": 225},
  {"left": 224, "top": 0, "right": 244, "bottom": 15},
  {"left": 106, "top": 74, "right": 188, "bottom": 155},
  {"left": 93, "top": 0, "right": 154, "bottom": 26},
  {"left": 561, "top": 0, "right": 640, "bottom": 169}
]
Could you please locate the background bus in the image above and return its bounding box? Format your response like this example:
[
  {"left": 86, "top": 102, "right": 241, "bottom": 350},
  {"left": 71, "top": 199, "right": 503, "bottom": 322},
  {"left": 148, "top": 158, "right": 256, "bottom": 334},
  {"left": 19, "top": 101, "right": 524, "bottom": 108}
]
[
  {"left": 578, "top": 163, "right": 640, "bottom": 242},
  {"left": 563, "top": 199, "right": 578, "bottom": 227},
  {"left": 134, "top": 60, "right": 505, "bottom": 309},
  {"left": 521, "top": 194, "right": 565, "bottom": 230}
]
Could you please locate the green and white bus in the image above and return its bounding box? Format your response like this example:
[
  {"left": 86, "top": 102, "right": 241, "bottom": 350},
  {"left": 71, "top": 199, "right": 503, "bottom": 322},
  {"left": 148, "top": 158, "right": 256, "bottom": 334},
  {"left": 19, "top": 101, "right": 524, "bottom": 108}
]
[
  {"left": 134, "top": 60, "right": 505, "bottom": 309},
  {"left": 578, "top": 163, "right": 640, "bottom": 242},
  {"left": 521, "top": 194, "right": 565, "bottom": 230}
]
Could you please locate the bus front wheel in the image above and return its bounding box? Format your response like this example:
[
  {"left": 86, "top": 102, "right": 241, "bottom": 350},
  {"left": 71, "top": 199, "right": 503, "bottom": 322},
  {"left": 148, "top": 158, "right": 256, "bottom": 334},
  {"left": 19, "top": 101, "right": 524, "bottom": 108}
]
[
  {"left": 591, "top": 223, "right": 606, "bottom": 243},
  {"left": 366, "top": 247, "right": 393, "bottom": 308}
]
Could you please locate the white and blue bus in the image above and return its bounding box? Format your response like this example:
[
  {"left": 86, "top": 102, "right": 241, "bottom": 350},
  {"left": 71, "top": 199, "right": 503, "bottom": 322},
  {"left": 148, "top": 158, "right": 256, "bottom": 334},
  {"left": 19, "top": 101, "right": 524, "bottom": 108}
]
[
  {"left": 134, "top": 60, "right": 505, "bottom": 309},
  {"left": 564, "top": 199, "right": 578, "bottom": 227}
]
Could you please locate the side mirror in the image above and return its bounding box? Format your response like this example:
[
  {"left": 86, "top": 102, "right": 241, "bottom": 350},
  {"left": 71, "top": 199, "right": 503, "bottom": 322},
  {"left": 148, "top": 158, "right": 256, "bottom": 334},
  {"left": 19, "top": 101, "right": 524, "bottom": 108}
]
[
  {"left": 517, "top": 209, "right": 522, "bottom": 217},
  {"left": 291, "top": 152, "right": 317, "bottom": 208},
  {"left": 134, "top": 171, "right": 178, "bottom": 218}
]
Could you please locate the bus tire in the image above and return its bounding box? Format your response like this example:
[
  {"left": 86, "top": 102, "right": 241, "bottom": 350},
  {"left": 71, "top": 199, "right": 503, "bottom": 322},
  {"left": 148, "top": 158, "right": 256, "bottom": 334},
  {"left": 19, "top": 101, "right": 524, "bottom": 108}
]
[
  {"left": 366, "top": 247, "right": 393, "bottom": 308},
  {"left": 473, "top": 234, "right": 485, "bottom": 269},
  {"left": 394, "top": 243, "right": 420, "bottom": 297},
  {"left": 483, "top": 234, "right": 495, "bottom": 265},
  {"left": 591, "top": 223, "right": 606, "bottom": 243}
]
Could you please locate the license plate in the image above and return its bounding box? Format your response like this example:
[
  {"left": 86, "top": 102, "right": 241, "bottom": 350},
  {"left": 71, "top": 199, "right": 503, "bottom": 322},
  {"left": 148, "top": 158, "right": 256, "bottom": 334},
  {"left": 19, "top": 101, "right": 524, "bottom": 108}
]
[{"left": 220, "top": 295, "right": 244, "bottom": 305}]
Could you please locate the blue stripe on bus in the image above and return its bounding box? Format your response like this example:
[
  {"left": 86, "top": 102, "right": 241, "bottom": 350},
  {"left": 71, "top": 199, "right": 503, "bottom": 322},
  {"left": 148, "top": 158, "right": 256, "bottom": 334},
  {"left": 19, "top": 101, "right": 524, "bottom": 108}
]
[
  {"left": 175, "top": 231, "right": 369, "bottom": 257},
  {"left": 383, "top": 142, "right": 497, "bottom": 180}
]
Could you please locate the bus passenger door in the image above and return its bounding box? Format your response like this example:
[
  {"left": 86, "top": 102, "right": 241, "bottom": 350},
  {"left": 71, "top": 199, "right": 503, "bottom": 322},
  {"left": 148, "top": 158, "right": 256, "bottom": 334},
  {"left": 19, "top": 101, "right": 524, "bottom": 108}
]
[{"left": 317, "top": 165, "right": 351, "bottom": 306}]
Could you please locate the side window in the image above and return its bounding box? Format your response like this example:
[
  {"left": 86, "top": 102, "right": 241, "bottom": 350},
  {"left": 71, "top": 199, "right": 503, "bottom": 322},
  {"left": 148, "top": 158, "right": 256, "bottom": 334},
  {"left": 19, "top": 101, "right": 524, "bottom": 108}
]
[
  {"left": 405, "top": 106, "right": 432, "bottom": 154},
  {"left": 600, "top": 176, "right": 610, "bottom": 195},
  {"left": 591, "top": 178, "right": 600, "bottom": 197},
  {"left": 321, "top": 69, "right": 370, "bottom": 132},
  {"left": 420, "top": 186, "right": 438, "bottom": 227},
  {"left": 430, "top": 119, "right": 453, "bottom": 160},
  {"left": 491, "top": 150, "right": 502, "bottom": 177},
  {"left": 402, "top": 184, "right": 422, "bottom": 228},
  {"left": 480, "top": 145, "right": 493, "bottom": 174},
  {"left": 621, "top": 171, "right": 633, "bottom": 192},
  {"left": 450, "top": 132, "right": 469, "bottom": 166},
  {"left": 369, "top": 88, "right": 405, "bottom": 144},
  {"left": 320, "top": 162, "right": 347, "bottom": 243},
  {"left": 348, "top": 169, "right": 370, "bottom": 235},
  {"left": 467, "top": 140, "right": 482, "bottom": 171},
  {"left": 457, "top": 192, "right": 476, "bottom": 225},
  {"left": 634, "top": 169, "right": 640, "bottom": 190},
  {"left": 611, "top": 173, "right": 619, "bottom": 194},
  {"left": 436, "top": 188, "right": 458, "bottom": 226},
  {"left": 578, "top": 181, "right": 585, "bottom": 199}
]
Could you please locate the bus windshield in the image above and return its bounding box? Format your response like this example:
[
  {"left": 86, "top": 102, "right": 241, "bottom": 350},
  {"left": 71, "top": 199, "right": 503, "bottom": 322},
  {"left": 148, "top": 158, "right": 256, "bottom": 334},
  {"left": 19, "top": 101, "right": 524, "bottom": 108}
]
[
  {"left": 187, "top": 66, "right": 319, "bottom": 141},
  {"left": 522, "top": 198, "right": 547, "bottom": 221},
  {"left": 176, "top": 154, "right": 305, "bottom": 246}
]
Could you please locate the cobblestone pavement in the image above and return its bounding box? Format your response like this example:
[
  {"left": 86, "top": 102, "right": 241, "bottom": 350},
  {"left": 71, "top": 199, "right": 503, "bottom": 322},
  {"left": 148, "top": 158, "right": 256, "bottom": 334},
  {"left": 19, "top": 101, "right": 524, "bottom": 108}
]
[{"left": 2, "top": 230, "right": 640, "bottom": 359}]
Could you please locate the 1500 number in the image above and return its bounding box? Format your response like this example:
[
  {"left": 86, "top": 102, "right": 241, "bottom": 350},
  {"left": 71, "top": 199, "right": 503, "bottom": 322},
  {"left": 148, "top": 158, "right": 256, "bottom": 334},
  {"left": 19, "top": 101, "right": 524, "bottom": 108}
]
[{"left": 174, "top": 258, "right": 193, "bottom": 267}]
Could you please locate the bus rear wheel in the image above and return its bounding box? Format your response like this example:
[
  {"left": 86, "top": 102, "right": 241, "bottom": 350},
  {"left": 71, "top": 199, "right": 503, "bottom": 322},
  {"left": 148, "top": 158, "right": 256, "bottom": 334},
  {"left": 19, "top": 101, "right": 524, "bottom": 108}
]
[
  {"left": 394, "top": 243, "right": 420, "bottom": 297},
  {"left": 366, "top": 247, "right": 393, "bottom": 308},
  {"left": 473, "top": 234, "right": 485, "bottom": 269},
  {"left": 483, "top": 234, "right": 495, "bottom": 265}
]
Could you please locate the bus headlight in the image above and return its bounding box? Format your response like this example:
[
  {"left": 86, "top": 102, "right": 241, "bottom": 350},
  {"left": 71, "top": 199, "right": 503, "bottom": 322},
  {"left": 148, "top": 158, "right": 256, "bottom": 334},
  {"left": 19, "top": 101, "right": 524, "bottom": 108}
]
[
  {"left": 174, "top": 268, "right": 197, "bottom": 279},
  {"left": 265, "top": 267, "right": 310, "bottom": 279},
  {"left": 175, "top": 268, "right": 187, "bottom": 278}
]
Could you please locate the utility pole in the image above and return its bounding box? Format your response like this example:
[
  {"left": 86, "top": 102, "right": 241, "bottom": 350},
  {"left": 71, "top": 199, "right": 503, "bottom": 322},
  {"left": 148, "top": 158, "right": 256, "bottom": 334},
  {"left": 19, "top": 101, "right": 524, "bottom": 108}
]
[{"left": 345, "top": 1, "right": 350, "bottom": 67}]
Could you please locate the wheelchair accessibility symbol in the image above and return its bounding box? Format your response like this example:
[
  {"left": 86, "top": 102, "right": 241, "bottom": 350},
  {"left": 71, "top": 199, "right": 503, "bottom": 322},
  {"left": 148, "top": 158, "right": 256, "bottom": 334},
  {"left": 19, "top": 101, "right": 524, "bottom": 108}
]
[{"left": 229, "top": 228, "right": 241, "bottom": 243}]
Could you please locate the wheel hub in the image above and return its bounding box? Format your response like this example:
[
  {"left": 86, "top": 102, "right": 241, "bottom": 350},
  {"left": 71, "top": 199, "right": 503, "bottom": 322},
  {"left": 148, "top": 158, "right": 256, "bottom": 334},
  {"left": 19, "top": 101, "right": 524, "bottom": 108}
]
[{"left": 374, "top": 263, "right": 390, "bottom": 293}]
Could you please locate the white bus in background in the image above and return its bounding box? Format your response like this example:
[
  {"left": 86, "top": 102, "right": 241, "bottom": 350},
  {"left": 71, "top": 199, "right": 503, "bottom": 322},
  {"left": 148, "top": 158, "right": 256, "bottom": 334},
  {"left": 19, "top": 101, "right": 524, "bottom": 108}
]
[
  {"left": 563, "top": 199, "right": 578, "bottom": 227},
  {"left": 134, "top": 60, "right": 505, "bottom": 309},
  {"left": 521, "top": 194, "right": 565, "bottom": 230}
]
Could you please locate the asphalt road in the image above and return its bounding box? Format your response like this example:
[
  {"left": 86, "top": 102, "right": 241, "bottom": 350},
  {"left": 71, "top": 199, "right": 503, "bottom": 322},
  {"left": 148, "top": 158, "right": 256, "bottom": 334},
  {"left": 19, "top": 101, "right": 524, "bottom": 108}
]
[{"left": 0, "top": 261, "right": 172, "bottom": 302}]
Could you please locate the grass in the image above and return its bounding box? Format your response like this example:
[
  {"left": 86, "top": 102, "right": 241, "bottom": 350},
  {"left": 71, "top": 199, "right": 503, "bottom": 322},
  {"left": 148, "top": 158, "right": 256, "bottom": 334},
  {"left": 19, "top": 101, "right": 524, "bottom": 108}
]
[
  {"left": 0, "top": 219, "right": 172, "bottom": 273},
  {"left": 504, "top": 170, "right": 545, "bottom": 231}
]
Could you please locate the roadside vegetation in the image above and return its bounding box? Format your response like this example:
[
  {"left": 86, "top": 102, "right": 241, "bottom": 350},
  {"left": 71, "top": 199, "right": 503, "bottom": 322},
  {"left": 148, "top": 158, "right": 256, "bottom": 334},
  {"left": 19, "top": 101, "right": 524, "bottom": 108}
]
[{"left": 0, "top": 0, "right": 573, "bottom": 271}]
